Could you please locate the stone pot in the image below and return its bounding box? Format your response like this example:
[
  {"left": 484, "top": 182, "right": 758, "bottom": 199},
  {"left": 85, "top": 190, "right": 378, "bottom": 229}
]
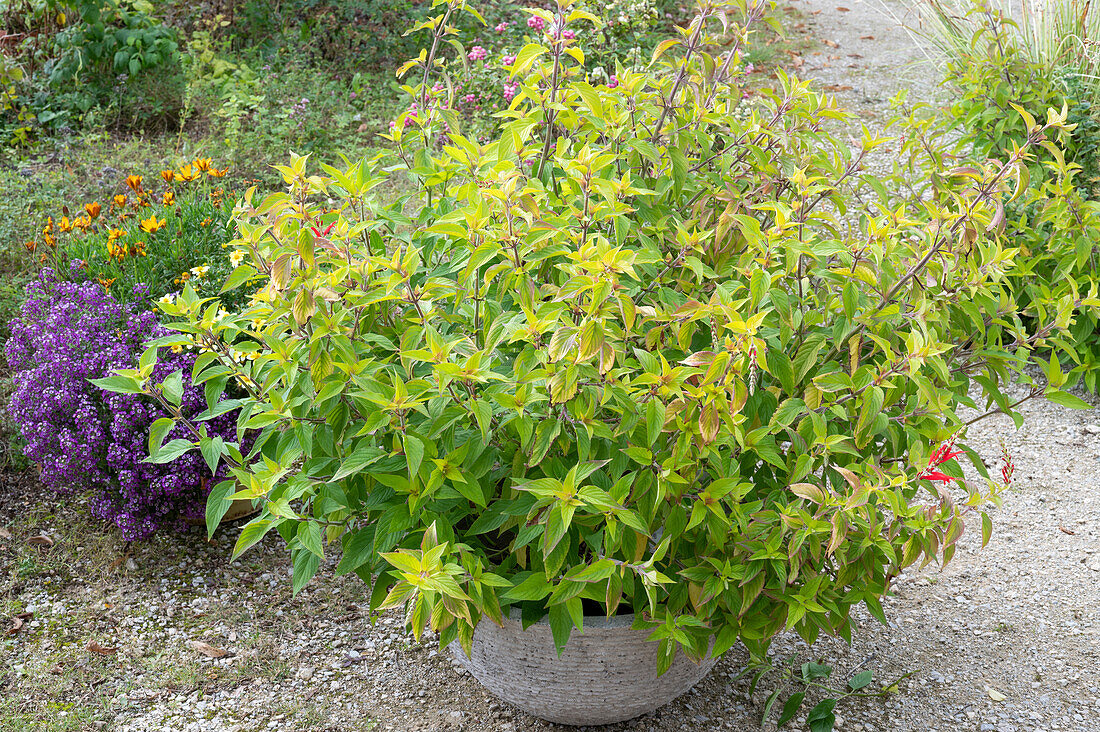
[
  {"left": 186, "top": 499, "right": 257, "bottom": 526},
  {"left": 448, "top": 611, "right": 719, "bottom": 726}
]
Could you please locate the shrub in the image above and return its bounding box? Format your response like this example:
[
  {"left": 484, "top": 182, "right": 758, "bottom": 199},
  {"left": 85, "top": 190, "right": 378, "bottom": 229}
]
[
  {"left": 107, "top": 0, "right": 1095, "bottom": 678},
  {"left": 917, "top": 2, "right": 1100, "bottom": 390},
  {"left": 5, "top": 269, "right": 244, "bottom": 539},
  {"left": 26, "top": 160, "right": 241, "bottom": 307}
]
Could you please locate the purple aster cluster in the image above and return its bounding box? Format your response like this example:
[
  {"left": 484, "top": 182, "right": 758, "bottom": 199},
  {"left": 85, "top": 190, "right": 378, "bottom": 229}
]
[{"left": 5, "top": 267, "right": 244, "bottom": 540}]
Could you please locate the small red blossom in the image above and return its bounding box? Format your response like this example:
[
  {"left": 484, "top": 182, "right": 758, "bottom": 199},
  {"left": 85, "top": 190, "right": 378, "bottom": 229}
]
[
  {"left": 919, "top": 440, "right": 962, "bottom": 483},
  {"left": 311, "top": 223, "right": 336, "bottom": 238}
]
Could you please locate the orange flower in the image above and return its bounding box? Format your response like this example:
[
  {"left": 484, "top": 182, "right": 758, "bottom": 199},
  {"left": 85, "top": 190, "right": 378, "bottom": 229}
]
[
  {"left": 174, "top": 164, "right": 201, "bottom": 182},
  {"left": 72, "top": 215, "right": 91, "bottom": 231},
  {"left": 84, "top": 202, "right": 101, "bottom": 219},
  {"left": 23, "top": 240, "right": 36, "bottom": 253},
  {"left": 134, "top": 240, "right": 148, "bottom": 257},
  {"left": 58, "top": 216, "right": 73, "bottom": 233},
  {"left": 193, "top": 157, "right": 212, "bottom": 172},
  {"left": 125, "top": 175, "right": 143, "bottom": 193},
  {"left": 162, "top": 190, "right": 176, "bottom": 206},
  {"left": 43, "top": 232, "right": 55, "bottom": 248},
  {"left": 139, "top": 215, "right": 166, "bottom": 234},
  {"left": 97, "top": 277, "right": 116, "bottom": 288},
  {"left": 43, "top": 216, "right": 54, "bottom": 234},
  {"left": 160, "top": 169, "right": 175, "bottom": 183},
  {"left": 107, "top": 228, "right": 125, "bottom": 243},
  {"left": 113, "top": 194, "right": 127, "bottom": 207},
  {"left": 207, "top": 166, "right": 228, "bottom": 178}
]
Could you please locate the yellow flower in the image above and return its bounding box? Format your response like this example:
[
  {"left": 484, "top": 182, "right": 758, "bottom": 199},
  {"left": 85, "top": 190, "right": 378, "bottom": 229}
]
[
  {"left": 190, "top": 265, "right": 210, "bottom": 279},
  {"left": 125, "top": 175, "right": 143, "bottom": 194},
  {"left": 170, "top": 344, "right": 183, "bottom": 354},
  {"left": 58, "top": 216, "right": 73, "bottom": 233},
  {"left": 107, "top": 228, "right": 125, "bottom": 243},
  {"left": 229, "top": 249, "right": 246, "bottom": 267},
  {"left": 139, "top": 216, "right": 166, "bottom": 234},
  {"left": 174, "top": 164, "right": 201, "bottom": 183},
  {"left": 113, "top": 194, "right": 127, "bottom": 208},
  {"left": 160, "top": 169, "right": 175, "bottom": 183},
  {"left": 43, "top": 216, "right": 54, "bottom": 234},
  {"left": 207, "top": 166, "right": 228, "bottom": 178},
  {"left": 134, "top": 240, "right": 148, "bottom": 257},
  {"left": 162, "top": 190, "right": 175, "bottom": 206},
  {"left": 97, "top": 277, "right": 116, "bottom": 288},
  {"left": 72, "top": 215, "right": 91, "bottom": 231},
  {"left": 43, "top": 232, "right": 55, "bottom": 248},
  {"left": 84, "top": 202, "right": 101, "bottom": 219},
  {"left": 193, "top": 157, "right": 212, "bottom": 172}
]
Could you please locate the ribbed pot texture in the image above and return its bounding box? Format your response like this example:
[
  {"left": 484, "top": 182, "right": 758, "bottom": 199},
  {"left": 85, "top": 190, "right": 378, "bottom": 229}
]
[{"left": 448, "top": 612, "right": 719, "bottom": 726}]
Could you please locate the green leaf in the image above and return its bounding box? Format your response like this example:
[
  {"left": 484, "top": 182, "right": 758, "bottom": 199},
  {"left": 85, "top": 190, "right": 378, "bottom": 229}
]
[
  {"left": 529, "top": 419, "right": 560, "bottom": 466},
  {"left": 199, "top": 436, "right": 226, "bottom": 475},
  {"left": 297, "top": 521, "right": 324, "bottom": 559},
  {"left": 90, "top": 374, "right": 145, "bottom": 394},
  {"left": 232, "top": 517, "right": 275, "bottom": 560},
  {"left": 646, "top": 399, "right": 665, "bottom": 447},
  {"left": 404, "top": 434, "right": 425, "bottom": 479},
  {"left": 807, "top": 699, "right": 837, "bottom": 732},
  {"left": 332, "top": 444, "right": 386, "bottom": 481},
  {"left": 1045, "top": 389, "right": 1092, "bottom": 409},
  {"left": 221, "top": 264, "right": 257, "bottom": 293},
  {"left": 778, "top": 692, "right": 805, "bottom": 727},
  {"left": 335, "top": 529, "right": 376, "bottom": 575},
  {"left": 160, "top": 370, "right": 184, "bottom": 408},
  {"left": 548, "top": 603, "right": 572, "bottom": 656},
  {"left": 502, "top": 573, "right": 552, "bottom": 601},
  {"left": 761, "top": 687, "right": 782, "bottom": 726},
  {"left": 147, "top": 417, "right": 174, "bottom": 458},
  {"left": 292, "top": 548, "right": 321, "bottom": 595},
  {"left": 204, "top": 479, "right": 236, "bottom": 539},
  {"left": 147, "top": 438, "right": 194, "bottom": 464},
  {"left": 848, "top": 670, "right": 873, "bottom": 690}
]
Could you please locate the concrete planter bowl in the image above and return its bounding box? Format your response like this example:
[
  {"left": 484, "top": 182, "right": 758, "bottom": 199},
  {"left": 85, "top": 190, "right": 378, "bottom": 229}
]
[{"left": 448, "top": 611, "right": 719, "bottom": 726}]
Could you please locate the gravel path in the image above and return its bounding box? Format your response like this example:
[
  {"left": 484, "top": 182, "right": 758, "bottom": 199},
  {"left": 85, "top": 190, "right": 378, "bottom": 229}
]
[{"left": 3, "top": 3, "right": 1099, "bottom": 731}]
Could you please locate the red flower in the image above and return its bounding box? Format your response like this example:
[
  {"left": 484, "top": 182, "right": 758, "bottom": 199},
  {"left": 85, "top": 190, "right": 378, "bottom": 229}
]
[
  {"left": 310, "top": 223, "right": 336, "bottom": 238},
  {"left": 919, "top": 441, "right": 962, "bottom": 483}
]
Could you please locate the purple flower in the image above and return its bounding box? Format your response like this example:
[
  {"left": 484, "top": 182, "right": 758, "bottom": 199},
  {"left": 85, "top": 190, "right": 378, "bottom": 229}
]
[{"left": 5, "top": 271, "right": 249, "bottom": 540}]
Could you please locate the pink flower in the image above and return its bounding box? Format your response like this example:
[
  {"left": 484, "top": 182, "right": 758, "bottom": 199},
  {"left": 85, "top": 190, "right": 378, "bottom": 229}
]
[
  {"left": 464, "top": 94, "right": 476, "bottom": 103},
  {"left": 502, "top": 82, "right": 519, "bottom": 101},
  {"left": 468, "top": 45, "right": 488, "bottom": 61},
  {"left": 562, "top": 29, "right": 575, "bottom": 39},
  {"left": 608, "top": 75, "right": 619, "bottom": 89},
  {"left": 503, "top": 54, "right": 516, "bottom": 66},
  {"left": 495, "top": 22, "right": 508, "bottom": 32},
  {"left": 527, "top": 15, "right": 545, "bottom": 31}
]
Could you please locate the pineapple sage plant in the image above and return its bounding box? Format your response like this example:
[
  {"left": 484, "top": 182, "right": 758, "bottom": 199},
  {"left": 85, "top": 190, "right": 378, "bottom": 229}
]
[{"left": 98, "top": 0, "right": 1097, "bottom": 677}]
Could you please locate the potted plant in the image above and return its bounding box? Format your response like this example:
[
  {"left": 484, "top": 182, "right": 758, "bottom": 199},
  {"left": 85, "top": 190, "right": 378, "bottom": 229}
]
[{"left": 101, "top": 0, "right": 1097, "bottom": 724}]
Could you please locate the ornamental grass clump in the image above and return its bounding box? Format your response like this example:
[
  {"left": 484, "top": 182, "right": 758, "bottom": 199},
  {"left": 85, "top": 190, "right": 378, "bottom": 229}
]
[
  {"left": 5, "top": 269, "right": 244, "bottom": 540},
  {"left": 105, "top": 0, "right": 1097, "bottom": 674}
]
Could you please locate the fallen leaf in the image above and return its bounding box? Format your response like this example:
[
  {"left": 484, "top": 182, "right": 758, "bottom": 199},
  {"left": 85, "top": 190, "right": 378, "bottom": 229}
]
[
  {"left": 48, "top": 665, "right": 64, "bottom": 675},
  {"left": 837, "top": 5, "right": 850, "bottom": 9},
  {"left": 188, "top": 640, "right": 231, "bottom": 659},
  {"left": 987, "top": 687, "right": 1006, "bottom": 702},
  {"left": 824, "top": 84, "right": 854, "bottom": 92},
  {"left": 789, "top": 55, "right": 804, "bottom": 68},
  {"left": 860, "top": 35, "right": 875, "bottom": 40},
  {"left": 823, "top": 39, "right": 839, "bottom": 48},
  {"left": 1059, "top": 525, "right": 1076, "bottom": 535},
  {"left": 848, "top": 53, "right": 863, "bottom": 58},
  {"left": 27, "top": 534, "right": 54, "bottom": 548},
  {"left": 0, "top": 527, "right": 11, "bottom": 540},
  {"left": 87, "top": 641, "right": 117, "bottom": 655},
  {"left": 828, "top": 54, "right": 842, "bottom": 60},
  {"left": 6, "top": 612, "right": 32, "bottom": 636}
]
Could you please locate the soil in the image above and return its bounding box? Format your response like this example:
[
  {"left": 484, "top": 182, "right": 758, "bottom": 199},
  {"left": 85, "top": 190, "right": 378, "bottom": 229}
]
[{"left": 2, "top": 2, "right": 1099, "bottom": 731}]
